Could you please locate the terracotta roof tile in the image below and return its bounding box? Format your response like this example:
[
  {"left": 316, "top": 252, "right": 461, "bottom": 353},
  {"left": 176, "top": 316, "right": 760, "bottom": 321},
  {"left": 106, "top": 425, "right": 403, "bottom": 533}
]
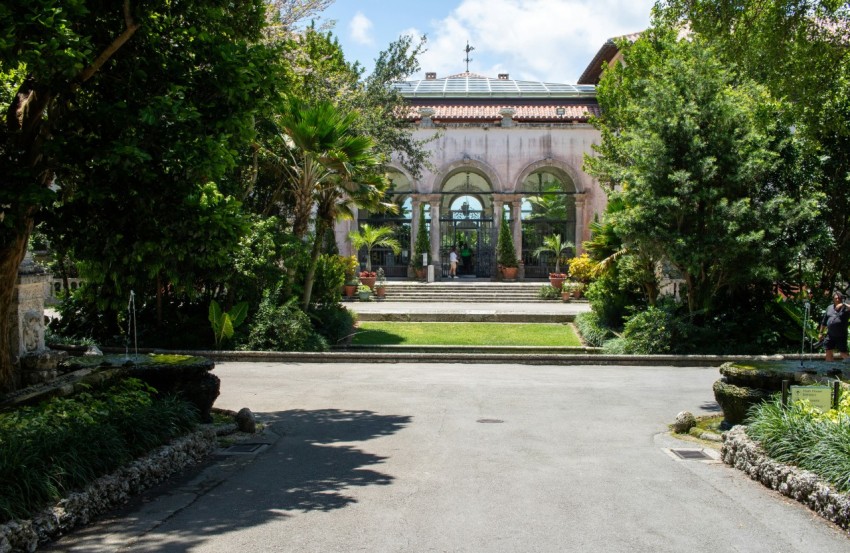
[{"left": 407, "top": 104, "right": 599, "bottom": 122}]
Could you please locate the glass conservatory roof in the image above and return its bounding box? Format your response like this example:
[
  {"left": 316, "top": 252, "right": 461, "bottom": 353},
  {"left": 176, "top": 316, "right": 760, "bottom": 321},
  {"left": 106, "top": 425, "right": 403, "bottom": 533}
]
[{"left": 393, "top": 72, "right": 596, "bottom": 99}]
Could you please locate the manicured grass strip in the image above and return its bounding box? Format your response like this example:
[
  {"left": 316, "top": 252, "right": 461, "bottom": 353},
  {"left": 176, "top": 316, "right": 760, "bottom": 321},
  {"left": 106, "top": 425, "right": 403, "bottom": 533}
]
[{"left": 352, "top": 322, "right": 581, "bottom": 346}]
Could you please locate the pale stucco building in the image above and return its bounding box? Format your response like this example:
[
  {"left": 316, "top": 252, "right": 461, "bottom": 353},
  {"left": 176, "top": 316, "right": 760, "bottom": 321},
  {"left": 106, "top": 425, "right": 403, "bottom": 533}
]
[{"left": 338, "top": 65, "right": 614, "bottom": 280}]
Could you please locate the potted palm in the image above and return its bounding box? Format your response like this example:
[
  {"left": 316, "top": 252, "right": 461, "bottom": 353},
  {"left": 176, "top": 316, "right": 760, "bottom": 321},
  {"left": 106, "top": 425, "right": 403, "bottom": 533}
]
[
  {"left": 496, "top": 211, "right": 519, "bottom": 280},
  {"left": 533, "top": 234, "right": 574, "bottom": 290},
  {"left": 349, "top": 224, "right": 401, "bottom": 290},
  {"left": 412, "top": 204, "right": 430, "bottom": 280}
]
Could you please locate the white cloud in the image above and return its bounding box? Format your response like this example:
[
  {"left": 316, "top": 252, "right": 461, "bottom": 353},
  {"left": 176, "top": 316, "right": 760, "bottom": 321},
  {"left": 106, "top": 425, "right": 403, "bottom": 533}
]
[
  {"left": 350, "top": 11, "right": 375, "bottom": 45},
  {"left": 417, "top": 0, "right": 654, "bottom": 83}
]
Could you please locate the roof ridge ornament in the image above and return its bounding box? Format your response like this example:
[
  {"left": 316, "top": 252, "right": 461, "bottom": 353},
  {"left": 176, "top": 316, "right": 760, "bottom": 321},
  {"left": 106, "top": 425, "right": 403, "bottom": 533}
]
[{"left": 464, "top": 41, "right": 475, "bottom": 72}]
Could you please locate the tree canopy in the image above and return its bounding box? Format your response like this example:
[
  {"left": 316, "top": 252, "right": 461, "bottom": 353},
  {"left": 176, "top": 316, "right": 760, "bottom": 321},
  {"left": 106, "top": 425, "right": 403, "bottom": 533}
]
[{"left": 585, "top": 25, "right": 816, "bottom": 315}]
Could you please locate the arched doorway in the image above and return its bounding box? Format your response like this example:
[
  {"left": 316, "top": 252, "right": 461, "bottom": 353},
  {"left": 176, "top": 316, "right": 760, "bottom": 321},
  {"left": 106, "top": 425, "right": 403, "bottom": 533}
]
[
  {"left": 355, "top": 169, "right": 413, "bottom": 277},
  {"left": 521, "top": 170, "right": 577, "bottom": 278},
  {"left": 439, "top": 171, "right": 496, "bottom": 278}
]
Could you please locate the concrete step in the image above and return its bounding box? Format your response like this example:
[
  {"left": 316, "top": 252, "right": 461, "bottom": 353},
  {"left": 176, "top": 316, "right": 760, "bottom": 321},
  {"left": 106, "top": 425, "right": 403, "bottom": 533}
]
[{"left": 354, "top": 311, "right": 575, "bottom": 322}]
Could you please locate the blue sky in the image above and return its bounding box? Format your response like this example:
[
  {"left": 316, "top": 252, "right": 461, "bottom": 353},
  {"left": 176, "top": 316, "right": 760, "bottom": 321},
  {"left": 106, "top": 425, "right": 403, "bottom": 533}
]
[{"left": 312, "top": 0, "right": 657, "bottom": 83}]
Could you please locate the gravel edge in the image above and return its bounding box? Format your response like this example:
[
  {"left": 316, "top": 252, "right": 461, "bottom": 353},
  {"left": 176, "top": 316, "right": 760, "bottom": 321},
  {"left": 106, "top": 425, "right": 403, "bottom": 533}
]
[
  {"left": 0, "top": 425, "right": 231, "bottom": 553},
  {"left": 722, "top": 425, "right": 850, "bottom": 531}
]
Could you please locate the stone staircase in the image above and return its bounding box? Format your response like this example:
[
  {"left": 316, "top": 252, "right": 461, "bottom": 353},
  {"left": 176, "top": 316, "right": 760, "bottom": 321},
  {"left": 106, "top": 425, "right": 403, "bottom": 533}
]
[{"left": 377, "top": 281, "right": 548, "bottom": 303}]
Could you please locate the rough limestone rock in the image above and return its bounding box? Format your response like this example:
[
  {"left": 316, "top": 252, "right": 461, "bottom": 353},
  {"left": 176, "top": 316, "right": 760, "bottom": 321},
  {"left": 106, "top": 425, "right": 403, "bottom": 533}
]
[
  {"left": 672, "top": 411, "right": 697, "bottom": 433},
  {"left": 236, "top": 408, "right": 257, "bottom": 433},
  {"left": 713, "top": 379, "right": 772, "bottom": 426},
  {"left": 723, "top": 426, "right": 850, "bottom": 530}
]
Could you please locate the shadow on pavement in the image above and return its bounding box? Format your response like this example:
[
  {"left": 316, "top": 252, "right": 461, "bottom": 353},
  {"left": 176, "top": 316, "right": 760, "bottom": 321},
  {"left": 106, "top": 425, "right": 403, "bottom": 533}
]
[{"left": 44, "top": 409, "right": 412, "bottom": 553}]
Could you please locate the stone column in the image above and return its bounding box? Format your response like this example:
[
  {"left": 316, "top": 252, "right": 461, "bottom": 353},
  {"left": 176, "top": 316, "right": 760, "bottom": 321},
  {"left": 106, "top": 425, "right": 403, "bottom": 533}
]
[
  {"left": 411, "top": 196, "right": 422, "bottom": 259},
  {"left": 511, "top": 198, "right": 524, "bottom": 280},
  {"left": 429, "top": 198, "right": 442, "bottom": 279},
  {"left": 492, "top": 198, "right": 504, "bottom": 280},
  {"left": 12, "top": 252, "right": 66, "bottom": 387},
  {"left": 511, "top": 198, "right": 523, "bottom": 262},
  {"left": 574, "top": 193, "right": 587, "bottom": 256}
]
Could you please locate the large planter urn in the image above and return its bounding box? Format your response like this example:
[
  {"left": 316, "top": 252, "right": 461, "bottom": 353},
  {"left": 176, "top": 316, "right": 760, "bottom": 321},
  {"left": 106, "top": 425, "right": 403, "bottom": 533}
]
[
  {"left": 549, "top": 273, "right": 567, "bottom": 290},
  {"left": 501, "top": 266, "right": 518, "bottom": 280},
  {"left": 359, "top": 273, "right": 377, "bottom": 290}
]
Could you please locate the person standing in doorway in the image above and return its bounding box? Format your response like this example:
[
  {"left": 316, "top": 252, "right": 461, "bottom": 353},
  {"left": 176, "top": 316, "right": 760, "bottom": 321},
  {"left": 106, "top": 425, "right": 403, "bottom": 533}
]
[
  {"left": 818, "top": 291, "right": 850, "bottom": 361},
  {"left": 449, "top": 246, "right": 458, "bottom": 278},
  {"left": 460, "top": 242, "right": 472, "bottom": 275}
]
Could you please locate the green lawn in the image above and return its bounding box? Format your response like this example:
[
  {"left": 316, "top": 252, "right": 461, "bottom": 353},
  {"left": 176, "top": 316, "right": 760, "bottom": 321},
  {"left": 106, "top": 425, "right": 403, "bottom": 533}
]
[{"left": 352, "top": 322, "right": 581, "bottom": 346}]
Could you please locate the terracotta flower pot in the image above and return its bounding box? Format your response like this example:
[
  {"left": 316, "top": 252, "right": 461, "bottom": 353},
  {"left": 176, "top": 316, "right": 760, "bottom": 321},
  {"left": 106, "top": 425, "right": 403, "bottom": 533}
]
[
  {"left": 501, "top": 266, "right": 518, "bottom": 280},
  {"left": 344, "top": 284, "right": 357, "bottom": 297},
  {"left": 414, "top": 267, "right": 427, "bottom": 280},
  {"left": 562, "top": 292, "right": 571, "bottom": 302},
  {"left": 360, "top": 275, "right": 377, "bottom": 290},
  {"left": 549, "top": 274, "right": 567, "bottom": 290},
  {"left": 376, "top": 286, "right": 386, "bottom": 298}
]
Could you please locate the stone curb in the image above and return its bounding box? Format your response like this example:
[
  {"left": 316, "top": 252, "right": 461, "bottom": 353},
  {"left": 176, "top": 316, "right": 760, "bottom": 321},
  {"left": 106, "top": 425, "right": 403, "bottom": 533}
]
[
  {"left": 103, "top": 349, "right": 811, "bottom": 367},
  {"left": 0, "top": 426, "right": 225, "bottom": 553},
  {"left": 722, "top": 426, "right": 850, "bottom": 531}
]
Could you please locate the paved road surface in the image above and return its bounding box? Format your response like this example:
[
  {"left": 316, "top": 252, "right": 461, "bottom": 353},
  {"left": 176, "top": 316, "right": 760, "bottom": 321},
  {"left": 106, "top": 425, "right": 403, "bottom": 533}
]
[{"left": 46, "top": 362, "right": 850, "bottom": 552}]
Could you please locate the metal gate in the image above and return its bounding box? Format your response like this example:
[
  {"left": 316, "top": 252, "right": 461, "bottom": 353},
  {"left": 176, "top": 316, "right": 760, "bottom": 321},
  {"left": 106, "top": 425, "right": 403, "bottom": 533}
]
[{"left": 439, "top": 210, "right": 496, "bottom": 278}]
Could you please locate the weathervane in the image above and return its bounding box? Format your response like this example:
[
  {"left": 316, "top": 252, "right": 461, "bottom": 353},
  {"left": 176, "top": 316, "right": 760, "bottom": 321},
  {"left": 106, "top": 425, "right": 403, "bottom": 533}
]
[{"left": 464, "top": 41, "right": 475, "bottom": 72}]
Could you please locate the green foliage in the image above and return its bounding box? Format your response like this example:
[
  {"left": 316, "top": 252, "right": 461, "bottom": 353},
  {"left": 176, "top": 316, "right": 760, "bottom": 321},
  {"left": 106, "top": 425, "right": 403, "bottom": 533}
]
[
  {"left": 413, "top": 204, "right": 430, "bottom": 268},
  {"left": 310, "top": 305, "right": 357, "bottom": 345},
  {"left": 241, "top": 295, "right": 328, "bottom": 352},
  {"left": 574, "top": 311, "right": 614, "bottom": 347},
  {"left": 496, "top": 211, "right": 518, "bottom": 268},
  {"left": 208, "top": 300, "right": 249, "bottom": 349},
  {"left": 310, "top": 253, "right": 346, "bottom": 307},
  {"left": 746, "top": 398, "right": 850, "bottom": 493},
  {"left": 537, "top": 285, "right": 560, "bottom": 300},
  {"left": 533, "top": 234, "right": 574, "bottom": 274},
  {"left": 348, "top": 224, "right": 401, "bottom": 272},
  {"left": 0, "top": 378, "right": 198, "bottom": 521},
  {"left": 585, "top": 26, "right": 816, "bottom": 316},
  {"left": 621, "top": 306, "right": 676, "bottom": 354},
  {"left": 660, "top": 0, "right": 850, "bottom": 291},
  {"left": 567, "top": 253, "right": 595, "bottom": 284}
]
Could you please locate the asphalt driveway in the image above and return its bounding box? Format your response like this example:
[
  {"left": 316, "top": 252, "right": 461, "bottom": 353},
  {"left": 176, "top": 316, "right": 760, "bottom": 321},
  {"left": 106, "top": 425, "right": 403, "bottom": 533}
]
[{"left": 45, "top": 362, "right": 850, "bottom": 552}]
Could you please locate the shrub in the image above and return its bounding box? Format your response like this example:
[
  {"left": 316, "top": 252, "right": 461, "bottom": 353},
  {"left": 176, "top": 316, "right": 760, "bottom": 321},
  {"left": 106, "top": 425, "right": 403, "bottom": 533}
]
[
  {"left": 413, "top": 204, "right": 430, "bottom": 268},
  {"left": 496, "top": 212, "right": 518, "bottom": 267},
  {"left": 311, "top": 253, "right": 346, "bottom": 306},
  {"left": 621, "top": 306, "right": 676, "bottom": 354},
  {"left": 537, "top": 285, "right": 560, "bottom": 300},
  {"left": 242, "top": 296, "right": 329, "bottom": 351},
  {"left": 747, "top": 398, "right": 850, "bottom": 493},
  {"left": 0, "top": 378, "right": 198, "bottom": 521},
  {"left": 567, "top": 253, "right": 595, "bottom": 283},
  {"left": 311, "top": 305, "right": 357, "bottom": 345},
  {"left": 574, "top": 311, "right": 613, "bottom": 347}
]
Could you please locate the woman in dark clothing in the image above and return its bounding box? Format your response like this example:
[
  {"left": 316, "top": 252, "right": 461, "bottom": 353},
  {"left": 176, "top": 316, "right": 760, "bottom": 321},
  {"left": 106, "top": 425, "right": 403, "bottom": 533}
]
[{"left": 818, "top": 291, "right": 850, "bottom": 361}]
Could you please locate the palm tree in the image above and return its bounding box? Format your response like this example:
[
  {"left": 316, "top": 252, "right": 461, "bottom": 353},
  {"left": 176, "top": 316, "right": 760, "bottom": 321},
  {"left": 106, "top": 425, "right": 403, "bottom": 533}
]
[
  {"left": 533, "top": 234, "right": 574, "bottom": 274},
  {"left": 349, "top": 224, "right": 401, "bottom": 272},
  {"left": 275, "top": 98, "right": 395, "bottom": 308}
]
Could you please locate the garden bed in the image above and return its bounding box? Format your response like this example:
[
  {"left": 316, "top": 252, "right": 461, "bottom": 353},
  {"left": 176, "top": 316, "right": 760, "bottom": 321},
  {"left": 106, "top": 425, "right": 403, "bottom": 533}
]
[{"left": 723, "top": 426, "right": 850, "bottom": 531}]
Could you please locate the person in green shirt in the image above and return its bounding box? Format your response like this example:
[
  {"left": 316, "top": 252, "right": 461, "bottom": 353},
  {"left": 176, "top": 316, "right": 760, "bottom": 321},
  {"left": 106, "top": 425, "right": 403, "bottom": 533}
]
[{"left": 460, "top": 242, "right": 472, "bottom": 275}]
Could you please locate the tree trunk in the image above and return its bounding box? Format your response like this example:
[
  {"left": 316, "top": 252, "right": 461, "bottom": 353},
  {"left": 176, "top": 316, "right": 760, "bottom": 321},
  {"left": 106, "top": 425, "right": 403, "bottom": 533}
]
[
  {"left": 0, "top": 221, "right": 33, "bottom": 392},
  {"left": 301, "top": 223, "right": 326, "bottom": 310}
]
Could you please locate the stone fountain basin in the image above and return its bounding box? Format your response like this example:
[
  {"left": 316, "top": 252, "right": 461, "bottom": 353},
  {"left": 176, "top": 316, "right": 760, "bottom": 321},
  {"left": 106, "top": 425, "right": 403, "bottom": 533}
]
[
  {"left": 719, "top": 360, "right": 849, "bottom": 390},
  {"left": 2, "top": 354, "right": 219, "bottom": 423}
]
